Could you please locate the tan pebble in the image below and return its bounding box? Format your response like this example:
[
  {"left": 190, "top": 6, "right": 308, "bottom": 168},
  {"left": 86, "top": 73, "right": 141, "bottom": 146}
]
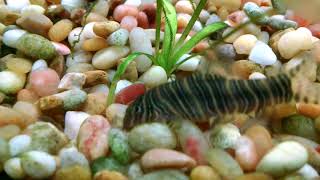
[
  {"left": 82, "top": 12, "right": 108, "bottom": 25},
  {"left": 235, "top": 172, "right": 273, "bottom": 180},
  {"left": 175, "top": 0, "right": 194, "bottom": 14},
  {"left": 269, "top": 28, "right": 295, "bottom": 54},
  {"left": 233, "top": 34, "right": 258, "bottom": 55},
  {"left": 0, "top": 125, "right": 21, "bottom": 140},
  {"left": 213, "top": 0, "right": 241, "bottom": 11},
  {"left": 38, "top": 95, "right": 63, "bottom": 111},
  {"left": 296, "top": 103, "right": 320, "bottom": 119},
  {"left": 84, "top": 70, "right": 108, "bottom": 87},
  {"left": 6, "top": 58, "right": 32, "bottom": 74},
  {"left": 81, "top": 93, "right": 106, "bottom": 115},
  {"left": 13, "top": 101, "right": 40, "bottom": 125},
  {"left": 94, "top": 170, "right": 128, "bottom": 180},
  {"left": 49, "top": 19, "right": 73, "bottom": 42},
  {"left": 49, "top": 55, "right": 65, "bottom": 78},
  {"left": 190, "top": 166, "right": 221, "bottom": 180},
  {"left": 177, "top": 13, "right": 190, "bottom": 29},
  {"left": 82, "top": 37, "right": 108, "bottom": 52},
  {"left": 17, "top": 89, "right": 39, "bottom": 103},
  {"left": 93, "top": 21, "right": 120, "bottom": 38},
  {"left": 70, "top": 8, "right": 86, "bottom": 24},
  {"left": 0, "top": 106, "right": 30, "bottom": 128},
  {"left": 118, "top": 58, "right": 138, "bottom": 81},
  {"left": 53, "top": 165, "right": 91, "bottom": 180},
  {"left": 105, "top": 103, "right": 127, "bottom": 126},
  {"left": 0, "top": 6, "right": 20, "bottom": 25},
  {"left": 245, "top": 125, "right": 273, "bottom": 160},
  {"left": 16, "top": 13, "right": 53, "bottom": 37},
  {"left": 231, "top": 60, "right": 263, "bottom": 79},
  {"left": 141, "top": 148, "right": 196, "bottom": 170},
  {"left": 29, "top": 0, "right": 48, "bottom": 8},
  {"left": 217, "top": 7, "right": 229, "bottom": 20},
  {"left": 223, "top": 27, "right": 246, "bottom": 43}
]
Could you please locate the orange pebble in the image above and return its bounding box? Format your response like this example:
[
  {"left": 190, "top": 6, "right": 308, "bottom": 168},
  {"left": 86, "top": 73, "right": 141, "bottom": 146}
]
[
  {"left": 113, "top": 4, "right": 139, "bottom": 22},
  {"left": 296, "top": 103, "right": 320, "bottom": 119},
  {"left": 82, "top": 37, "right": 108, "bottom": 52}
]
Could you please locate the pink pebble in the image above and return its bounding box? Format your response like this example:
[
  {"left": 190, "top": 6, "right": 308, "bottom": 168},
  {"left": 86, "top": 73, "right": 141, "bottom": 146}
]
[
  {"left": 30, "top": 68, "right": 60, "bottom": 97},
  {"left": 52, "top": 42, "right": 71, "bottom": 55},
  {"left": 113, "top": 5, "right": 139, "bottom": 22},
  {"left": 141, "top": 3, "right": 156, "bottom": 25},
  {"left": 137, "top": 11, "right": 149, "bottom": 29},
  {"left": 120, "top": 16, "right": 138, "bottom": 32},
  {"left": 235, "top": 136, "right": 259, "bottom": 171}
]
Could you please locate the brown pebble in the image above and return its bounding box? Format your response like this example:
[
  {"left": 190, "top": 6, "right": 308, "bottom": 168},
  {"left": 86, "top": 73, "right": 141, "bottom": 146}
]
[
  {"left": 93, "top": 21, "right": 120, "bottom": 38},
  {"left": 82, "top": 12, "right": 108, "bottom": 25},
  {"left": 296, "top": 103, "right": 320, "bottom": 119},
  {"left": 0, "top": 6, "right": 20, "bottom": 25},
  {"left": 232, "top": 60, "right": 263, "bottom": 79},
  {"left": 16, "top": 13, "right": 53, "bottom": 36},
  {"left": 38, "top": 95, "right": 63, "bottom": 111},
  {"left": 137, "top": 11, "right": 149, "bottom": 29},
  {"left": 17, "top": 89, "right": 39, "bottom": 103},
  {"left": 84, "top": 70, "right": 108, "bottom": 87},
  {"left": 49, "top": 55, "right": 65, "bottom": 78},
  {"left": 0, "top": 105, "right": 31, "bottom": 128},
  {"left": 81, "top": 93, "right": 106, "bottom": 115},
  {"left": 82, "top": 37, "right": 108, "bottom": 52},
  {"left": 94, "top": 170, "right": 128, "bottom": 180},
  {"left": 49, "top": 19, "right": 73, "bottom": 42}
]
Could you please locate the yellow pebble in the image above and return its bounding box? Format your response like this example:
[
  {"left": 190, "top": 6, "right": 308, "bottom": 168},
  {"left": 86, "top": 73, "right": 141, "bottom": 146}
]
[
  {"left": 94, "top": 170, "right": 128, "bottom": 180},
  {"left": 49, "top": 19, "right": 73, "bottom": 42},
  {"left": 53, "top": 165, "right": 91, "bottom": 180},
  {"left": 235, "top": 172, "right": 273, "bottom": 180},
  {"left": 190, "top": 166, "right": 221, "bottom": 180},
  {"left": 6, "top": 58, "right": 32, "bottom": 74},
  {"left": 82, "top": 37, "right": 108, "bottom": 52},
  {"left": 93, "top": 21, "right": 120, "bottom": 38}
]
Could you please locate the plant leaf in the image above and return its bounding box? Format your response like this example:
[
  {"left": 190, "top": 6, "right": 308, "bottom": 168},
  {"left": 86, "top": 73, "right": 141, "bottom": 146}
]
[
  {"left": 174, "top": 0, "right": 207, "bottom": 50},
  {"left": 160, "top": 0, "right": 177, "bottom": 69},
  {"left": 155, "top": 0, "right": 163, "bottom": 64},
  {"left": 171, "top": 22, "right": 227, "bottom": 65},
  {"left": 106, "top": 52, "right": 155, "bottom": 106}
]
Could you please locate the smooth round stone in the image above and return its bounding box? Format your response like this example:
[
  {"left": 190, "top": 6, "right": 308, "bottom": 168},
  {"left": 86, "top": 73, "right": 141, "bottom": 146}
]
[
  {"left": 21, "top": 5, "right": 45, "bottom": 16},
  {"left": 53, "top": 165, "right": 92, "bottom": 180},
  {"left": 128, "top": 123, "right": 177, "bottom": 153},
  {"left": 91, "top": 157, "right": 127, "bottom": 175},
  {"left": 108, "top": 128, "right": 131, "bottom": 164},
  {"left": 113, "top": 4, "right": 139, "bottom": 22},
  {"left": 141, "top": 148, "right": 196, "bottom": 170},
  {"left": 256, "top": 141, "right": 308, "bottom": 177},
  {"left": 223, "top": 27, "right": 246, "bottom": 43},
  {"left": 249, "top": 72, "right": 266, "bottom": 79},
  {"left": 54, "top": 89, "right": 88, "bottom": 111},
  {"left": 30, "top": 68, "right": 60, "bottom": 97},
  {"left": 66, "top": 50, "right": 92, "bottom": 67},
  {"left": 138, "top": 170, "right": 188, "bottom": 180},
  {"left": 0, "top": 125, "right": 21, "bottom": 141},
  {"left": 212, "top": 0, "right": 241, "bottom": 11},
  {"left": 82, "top": 22, "right": 97, "bottom": 39},
  {"left": 278, "top": 29, "right": 313, "bottom": 59},
  {"left": 175, "top": 0, "right": 194, "bottom": 14},
  {"left": 6, "top": 0, "right": 30, "bottom": 12},
  {"left": 16, "top": 13, "right": 53, "bottom": 36},
  {"left": 205, "top": 14, "right": 221, "bottom": 26},
  {"left": 49, "top": 19, "right": 74, "bottom": 42},
  {"left": 125, "top": 0, "right": 141, "bottom": 6},
  {"left": 233, "top": 34, "right": 257, "bottom": 55},
  {"left": 177, "top": 54, "right": 200, "bottom": 71},
  {"left": 8, "top": 134, "right": 31, "bottom": 157},
  {"left": 105, "top": 103, "right": 127, "bottom": 128},
  {"left": 92, "top": 0, "right": 110, "bottom": 16},
  {"left": 59, "top": 146, "right": 89, "bottom": 168},
  {"left": 115, "top": 83, "right": 146, "bottom": 105},
  {"left": 3, "top": 29, "right": 27, "bottom": 48},
  {"left": 13, "top": 101, "right": 40, "bottom": 124},
  {"left": 139, "top": 65, "right": 167, "bottom": 88},
  {"left": 137, "top": 11, "right": 149, "bottom": 29},
  {"left": 215, "top": 44, "right": 236, "bottom": 60},
  {"left": 120, "top": 16, "right": 138, "bottom": 32},
  {"left": 81, "top": 93, "right": 106, "bottom": 115},
  {"left": 77, "top": 115, "right": 110, "bottom": 161},
  {"left": 68, "top": 27, "right": 86, "bottom": 50},
  {"left": 93, "top": 21, "right": 120, "bottom": 38},
  {"left": 190, "top": 166, "right": 221, "bottom": 180},
  {"left": 0, "top": 71, "right": 25, "bottom": 94},
  {"left": 0, "top": 138, "right": 10, "bottom": 164},
  {"left": 244, "top": 125, "right": 273, "bottom": 159},
  {"left": 235, "top": 173, "right": 273, "bottom": 180},
  {"left": 107, "top": 28, "right": 129, "bottom": 46},
  {"left": 129, "top": 27, "right": 153, "bottom": 72},
  {"left": 296, "top": 103, "right": 320, "bottom": 119},
  {"left": 61, "top": 0, "right": 85, "bottom": 12},
  {"left": 115, "top": 80, "right": 133, "bottom": 94},
  {"left": 94, "top": 170, "right": 128, "bottom": 180},
  {"left": 249, "top": 41, "right": 277, "bottom": 66},
  {"left": 258, "top": 31, "right": 270, "bottom": 44},
  {"left": 235, "top": 136, "right": 259, "bottom": 171},
  {"left": 64, "top": 111, "right": 90, "bottom": 140},
  {"left": 0, "top": 106, "right": 30, "bottom": 129},
  {"left": 128, "top": 162, "right": 143, "bottom": 179},
  {"left": 4, "top": 158, "right": 26, "bottom": 179},
  {"left": 82, "top": 37, "right": 108, "bottom": 52},
  {"left": 52, "top": 43, "right": 71, "bottom": 56},
  {"left": 92, "top": 46, "right": 130, "bottom": 70},
  {"left": 21, "top": 151, "right": 56, "bottom": 179},
  {"left": 66, "top": 63, "right": 95, "bottom": 73},
  {"left": 6, "top": 57, "right": 32, "bottom": 74},
  {"left": 297, "top": 164, "right": 319, "bottom": 179},
  {"left": 210, "top": 123, "right": 240, "bottom": 149}
]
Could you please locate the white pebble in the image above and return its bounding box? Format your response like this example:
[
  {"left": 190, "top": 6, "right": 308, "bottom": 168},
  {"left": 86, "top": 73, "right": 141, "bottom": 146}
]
[
  {"left": 89, "top": 84, "right": 109, "bottom": 94},
  {"left": 6, "top": 0, "right": 30, "bottom": 12},
  {"left": 92, "top": 46, "right": 130, "bottom": 70},
  {"left": 297, "top": 164, "right": 319, "bottom": 179},
  {"left": 249, "top": 72, "right": 266, "bottom": 80},
  {"left": 199, "top": 10, "right": 210, "bottom": 23},
  {"left": 59, "top": 146, "right": 89, "bottom": 168},
  {"left": 249, "top": 41, "right": 277, "bottom": 66},
  {"left": 68, "top": 27, "right": 86, "bottom": 51},
  {"left": 21, "top": 151, "right": 56, "bottom": 179},
  {"left": 66, "top": 51, "right": 92, "bottom": 67},
  {"left": 124, "top": 0, "right": 141, "bottom": 7},
  {"left": 21, "top": 5, "right": 45, "bottom": 16},
  {"left": 64, "top": 111, "right": 90, "bottom": 140},
  {"left": 9, "top": 135, "right": 31, "bottom": 157},
  {"left": 144, "top": 29, "right": 164, "bottom": 44},
  {"left": 107, "top": 28, "right": 129, "bottom": 46},
  {"left": 4, "top": 158, "right": 26, "bottom": 180},
  {"left": 192, "top": 21, "right": 203, "bottom": 32},
  {"left": 296, "top": 27, "right": 313, "bottom": 50},
  {"left": 115, "top": 80, "right": 133, "bottom": 94},
  {"left": 177, "top": 54, "right": 200, "bottom": 71},
  {"left": 258, "top": 31, "right": 270, "bottom": 44},
  {"left": 256, "top": 141, "right": 308, "bottom": 177},
  {"left": 0, "top": 71, "right": 26, "bottom": 94},
  {"left": 233, "top": 34, "right": 257, "bottom": 55},
  {"left": 83, "top": 22, "right": 97, "bottom": 39},
  {"left": 61, "top": 0, "right": 86, "bottom": 12},
  {"left": 139, "top": 65, "right": 167, "bottom": 88},
  {"left": 31, "top": 59, "right": 48, "bottom": 71},
  {"left": 3, "top": 29, "right": 27, "bottom": 48},
  {"left": 129, "top": 27, "right": 153, "bottom": 72}
]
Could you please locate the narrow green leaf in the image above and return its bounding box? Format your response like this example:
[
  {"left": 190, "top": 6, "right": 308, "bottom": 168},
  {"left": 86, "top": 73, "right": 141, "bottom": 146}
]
[
  {"left": 174, "top": 0, "right": 207, "bottom": 50},
  {"left": 171, "top": 22, "right": 227, "bottom": 65},
  {"left": 106, "top": 52, "right": 155, "bottom": 106},
  {"left": 160, "top": 0, "right": 177, "bottom": 68},
  {"left": 155, "top": 0, "right": 163, "bottom": 64}
]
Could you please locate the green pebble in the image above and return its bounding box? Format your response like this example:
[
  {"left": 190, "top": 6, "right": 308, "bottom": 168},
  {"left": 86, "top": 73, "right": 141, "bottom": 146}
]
[
  {"left": 16, "top": 34, "right": 57, "bottom": 60},
  {"left": 107, "top": 28, "right": 129, "bottom": 46},
  {"left": 128, "top": 162, "right": 143, "bottom": 180},
  {"left": 210, "top": 123, "right": 241, "bottom": 149},
  {"left": 243, "top": 2, "right": 269, "bottom": 25},
  {"left": 135, "top": 170, "right": 188, "bottom": 180},
  {"left": 268, "top": 17, "right": 298, "bottom": 30},
  {"left": 62, "top": 89, "right": 88, "bottom": 110},
  {"left": 108, "top": 128, "right": 131, "bottom": 164},
  {"left": 282, "top": 114, "right": 318, "bottom": 141},
  {"left": 91, "top": 157, "right": 127, "bottom": 175}
]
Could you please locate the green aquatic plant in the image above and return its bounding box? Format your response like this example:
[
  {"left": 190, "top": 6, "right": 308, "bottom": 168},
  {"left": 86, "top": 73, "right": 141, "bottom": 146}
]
[{"left": 106, "top": 0, "right": 227, "bottom": 106}]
